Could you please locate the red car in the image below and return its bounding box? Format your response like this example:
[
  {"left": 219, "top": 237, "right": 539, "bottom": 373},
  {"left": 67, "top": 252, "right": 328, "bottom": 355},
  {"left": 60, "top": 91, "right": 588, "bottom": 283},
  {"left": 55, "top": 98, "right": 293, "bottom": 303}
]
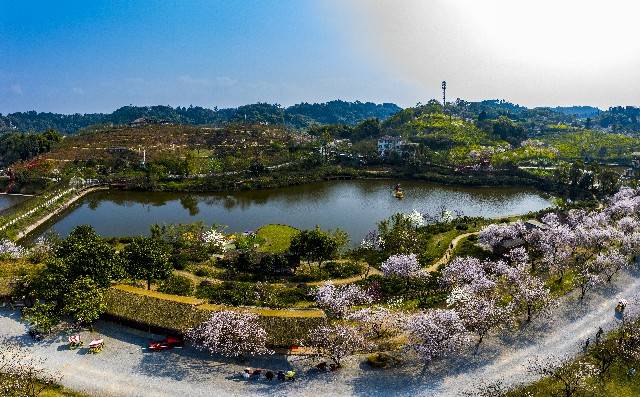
[{"left": 148, "top": 336, "right": 184, "bottom": 352}]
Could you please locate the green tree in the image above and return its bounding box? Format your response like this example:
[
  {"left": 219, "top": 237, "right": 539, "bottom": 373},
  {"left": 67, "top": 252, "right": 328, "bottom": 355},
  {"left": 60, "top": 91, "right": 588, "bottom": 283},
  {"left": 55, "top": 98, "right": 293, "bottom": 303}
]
[
  {"left": 123, "top": 236, "right": 172, "bottom": 289},
  {"left": 353, "top": 118, "right": 381, "bottom": 140},
  {"left": 63, "top": 276, "right": 106, "bottom": 325},
  {"left": 22, "top": 301, "right": 58, "bottom": 334},
  {"left": 28, "top": 258, "right": 70, "bottom": 304},
  {"left": 290, "top": 227, "right": 339, "bottom": 267},
  {"left": 55, "top": 225, "right": 122, "bottom": 287},
  {"left": 492, "top": 116, "right": 526, "bottom": 144}
]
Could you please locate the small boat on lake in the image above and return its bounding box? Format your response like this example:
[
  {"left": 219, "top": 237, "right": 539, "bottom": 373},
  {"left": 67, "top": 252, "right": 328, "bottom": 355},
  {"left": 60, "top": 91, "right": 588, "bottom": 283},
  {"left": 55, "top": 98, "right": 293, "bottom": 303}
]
[{"left": 393, "top": 184, "right": 404, "bottom": 199}]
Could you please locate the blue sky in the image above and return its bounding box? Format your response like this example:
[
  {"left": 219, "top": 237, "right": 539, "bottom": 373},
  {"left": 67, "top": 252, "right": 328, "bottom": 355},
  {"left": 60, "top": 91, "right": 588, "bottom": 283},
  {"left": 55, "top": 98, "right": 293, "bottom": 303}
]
[
  {"left": 3, "top": 1, "right": 640, "bottom": 113},
  {"left": 0, "top": 0, "right": 420, "bottom": 113}
]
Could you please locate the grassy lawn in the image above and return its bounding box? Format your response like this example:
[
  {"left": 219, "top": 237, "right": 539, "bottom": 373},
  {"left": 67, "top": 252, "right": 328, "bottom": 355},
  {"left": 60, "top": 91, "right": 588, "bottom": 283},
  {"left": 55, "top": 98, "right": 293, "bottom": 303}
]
[
  {"left": 40, "top": 384, "right": 88, "bottom": 397},
  {"left": 256, "top": 224, "right": 299, "bottom": 253},
  {"left": 0, "top": 376, "right": 87, "bottom": 397},
  {"left": 450, "top": 234, "right": 492, "bottom": 261},
  {"left": 509, "top": 361, "right": 640, "bottom": 397},
  {"left": 422, "top": 229, "right": 460, "bottom": 264}
]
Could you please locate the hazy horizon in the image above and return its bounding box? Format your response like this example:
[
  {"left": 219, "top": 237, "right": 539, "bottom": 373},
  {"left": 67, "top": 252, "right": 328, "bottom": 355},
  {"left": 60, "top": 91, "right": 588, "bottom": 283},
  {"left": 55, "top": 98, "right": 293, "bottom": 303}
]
[{"left": 3, "top": 0, "right": 640, "bottom": 113}]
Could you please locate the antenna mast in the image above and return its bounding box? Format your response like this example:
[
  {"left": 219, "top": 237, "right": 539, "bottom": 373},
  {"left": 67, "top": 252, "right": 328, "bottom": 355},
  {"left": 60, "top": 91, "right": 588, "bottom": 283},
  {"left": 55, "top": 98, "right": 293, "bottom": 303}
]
[{"left": 442, "top": 81, "right": 447, "bottom": 105}]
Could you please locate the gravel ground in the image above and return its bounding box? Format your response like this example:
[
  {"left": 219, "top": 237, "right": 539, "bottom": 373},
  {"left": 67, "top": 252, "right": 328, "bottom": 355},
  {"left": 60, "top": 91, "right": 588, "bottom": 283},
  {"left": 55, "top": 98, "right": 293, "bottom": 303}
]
[{"left": 2, "top": 269, "right": 640, "bottom": 397}]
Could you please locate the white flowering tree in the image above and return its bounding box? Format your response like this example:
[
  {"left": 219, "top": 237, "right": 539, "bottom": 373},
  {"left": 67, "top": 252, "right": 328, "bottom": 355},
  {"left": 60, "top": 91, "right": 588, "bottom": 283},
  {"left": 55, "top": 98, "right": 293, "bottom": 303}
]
[
  {"left": 307, "top": 323, "right": 369, "bottom": 367},
  {"left": 405, "top": 309, "right": 470, "bottom": 362},
  {"left": 0, "top": 239, "right": 25, "bottom": 260},
  {"left": 0, "top": 339, "right": 58, "bottom": 396},
  {"left": 186, "top": 311, "right": 272, "bottom": 357},
  {"left": 381, "top": 253, "right": 423, "bottom": 278},
  {"left": 442, "top": 257, "right": 496, "bottom": 295},
  {"left": 313, "top": 282, "right": 372, "bottom": 318},
  {"left": 202, "top": 227, "right": 228, "bottom": 253},
  {"left": 494, "top": 249, "right": 551, "bottom": 322},
  {"left": 448, "top": 288, "right": 509, "bottom": 349},
  {"left": 594, "top": 249, "right": 629, "bottom": 283},
  {"left": 478, "top": 221, "right": 526, "bottom": 251},
  {"left": 406, "top": 210, "right": 425, "bottom": 228},
  {"left": 529, "top": 357, "right": 598, "bottom": 397},
  {"left": 347, "top": 307, "right": 404, "bottom": 339}
]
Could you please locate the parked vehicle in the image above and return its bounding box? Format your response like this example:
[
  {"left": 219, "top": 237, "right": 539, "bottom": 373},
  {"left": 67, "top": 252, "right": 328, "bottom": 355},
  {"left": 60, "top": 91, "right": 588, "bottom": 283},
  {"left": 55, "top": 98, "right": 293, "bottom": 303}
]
[
  {"left": 68, "top": 334, "right": 83, "bottom": 350},
  {"left": 88, "top": 339, "right": 104, "bottom": 354},
  {"left": 148, "top": 336, "right": 184, "bottom": 352}
]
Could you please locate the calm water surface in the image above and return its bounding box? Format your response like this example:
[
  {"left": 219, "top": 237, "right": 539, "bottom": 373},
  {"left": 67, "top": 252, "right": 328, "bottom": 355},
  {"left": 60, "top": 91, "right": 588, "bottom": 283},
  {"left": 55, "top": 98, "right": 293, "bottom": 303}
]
[
  {"left": 40, "top": 180, "right": 553, "bottom": 244},
  {"left": 0, "top": 195, "right": 27, "bottom": 214}
]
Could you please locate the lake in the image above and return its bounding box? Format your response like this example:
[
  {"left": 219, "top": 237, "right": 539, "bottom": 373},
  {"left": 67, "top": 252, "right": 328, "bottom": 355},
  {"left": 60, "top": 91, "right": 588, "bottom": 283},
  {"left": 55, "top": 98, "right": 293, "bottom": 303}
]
[
  {"left": 37, "top": 180, "right": 553, "bottom": 244},
  {"left": 0, "top": 195, "right": 27, "bottom": 215}
]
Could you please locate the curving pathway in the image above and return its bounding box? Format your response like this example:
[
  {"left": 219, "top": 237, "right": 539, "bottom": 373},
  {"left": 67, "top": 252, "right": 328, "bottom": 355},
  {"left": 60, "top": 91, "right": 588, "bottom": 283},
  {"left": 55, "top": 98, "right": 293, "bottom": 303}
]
[
  {"left": 3, "top": 269, "right": 640, "bottom": 397},
  {"left": 426, "top": 232, "right": 479, "bottom": 272}
]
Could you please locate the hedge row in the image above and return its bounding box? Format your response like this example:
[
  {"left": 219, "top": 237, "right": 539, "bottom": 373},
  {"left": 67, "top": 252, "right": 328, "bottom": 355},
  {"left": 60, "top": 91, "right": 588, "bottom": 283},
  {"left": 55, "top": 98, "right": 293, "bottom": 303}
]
[{"left": 104, "top": 285, "right": 326, "bottom": 346}]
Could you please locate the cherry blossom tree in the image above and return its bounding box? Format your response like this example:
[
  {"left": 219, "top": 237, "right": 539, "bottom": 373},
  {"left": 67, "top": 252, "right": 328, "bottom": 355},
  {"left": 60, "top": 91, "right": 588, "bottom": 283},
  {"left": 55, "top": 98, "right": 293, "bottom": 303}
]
[
  {"left": 621, "top": 231, "right": 640, "bottom": 260},
  {"left": 307, "top": 323, "right": 369, "bottom": 367},
  {"left": 404, "top": 309, "right": 470, "bottom": 362},
  {"left": 381, "top": 253, "right": 423, "bottom": 278},
  {"left": 493, "top": 255, "right": 551, "bottom": 322},
  {"left": 0, "top": 239, "right": 25, "bottom": 260},
  {"left": 575, "top": 264, "right": 605, "bottom": 300},
  {"left": 347, "top": 307, "right": 405, "bottom": 338},
  {"left": 186, "top": 311, "right": 272, "bottom": 357},
  {"left": 0, "top": 339, "right": 59, "bottom": 397},
  {"left": 447, "top": 288, "right": 509, "bottom": 349},
  {"left": 594, "top": 249, "right": 629, "bottom": 283},
  {"left": 478, "top": 221, "right": 526, "bottom": 251},
  {"left": 529, "top": 357, "right": 598, "bottom": 397},
  {"left": 441, "top": 256, "right": 496, "bottom": 295},
  {"left": 524, "top": 216, "right": 574, "bottom": 279},
  {"left": 313, "top": 282, "right": 372, "bottom": 318}
]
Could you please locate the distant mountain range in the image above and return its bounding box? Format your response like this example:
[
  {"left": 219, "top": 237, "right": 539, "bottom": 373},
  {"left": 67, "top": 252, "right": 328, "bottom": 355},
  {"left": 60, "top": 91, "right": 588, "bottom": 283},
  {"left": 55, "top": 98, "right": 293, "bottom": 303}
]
[
  {"left": 0, "top": 100, "right": 402, "bottom": 134},
  {"left": 3, "top": 99, "right": 640, "bottom": 135}
]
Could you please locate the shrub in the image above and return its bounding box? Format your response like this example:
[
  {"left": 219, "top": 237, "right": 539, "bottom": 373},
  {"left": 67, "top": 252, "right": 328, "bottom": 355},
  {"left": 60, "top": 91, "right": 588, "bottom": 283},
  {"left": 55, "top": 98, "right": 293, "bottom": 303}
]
[
  {"left": 367, "top": 352, "right": 401, "bottom": 368},
  {"left": 104, "top": 284, "right": 325, "bottom": 346},
  {"left": 324, "top": 261, "right": 363, "bottom": 278},
  {"left": 192, "top": 266, "right": 216, "bottom": 278},
  {"left": 158, "top": 274, "right": 195, "bottom": 296}
]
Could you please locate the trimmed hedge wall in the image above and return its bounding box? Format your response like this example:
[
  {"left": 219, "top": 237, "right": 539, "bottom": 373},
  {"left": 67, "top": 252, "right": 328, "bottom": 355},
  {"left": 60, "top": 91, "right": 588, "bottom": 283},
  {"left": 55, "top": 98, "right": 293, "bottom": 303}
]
[{"left": 104, "top": 285, "right": 326, "bottom": 346}]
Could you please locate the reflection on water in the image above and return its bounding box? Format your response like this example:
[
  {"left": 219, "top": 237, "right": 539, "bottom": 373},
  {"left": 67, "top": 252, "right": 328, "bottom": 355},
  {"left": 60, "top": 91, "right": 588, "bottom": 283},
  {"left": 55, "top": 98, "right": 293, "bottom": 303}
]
[
  {"left": 40, "top": 180, "right": 554, "bottom": 245},
  {"left": 0, "top": 195, "right": 27, "bottom": 215}
]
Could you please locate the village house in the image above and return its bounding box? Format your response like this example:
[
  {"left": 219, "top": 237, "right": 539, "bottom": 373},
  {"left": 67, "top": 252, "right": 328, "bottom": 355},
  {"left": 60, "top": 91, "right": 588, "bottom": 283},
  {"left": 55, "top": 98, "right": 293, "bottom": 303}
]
[{"left": 377, "top": 135, "right": 404, "bottom": 157}]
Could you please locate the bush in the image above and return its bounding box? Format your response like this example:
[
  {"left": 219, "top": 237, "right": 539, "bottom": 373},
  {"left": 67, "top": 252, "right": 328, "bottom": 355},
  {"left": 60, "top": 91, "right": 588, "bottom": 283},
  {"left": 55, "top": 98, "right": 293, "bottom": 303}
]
[
  {"left": 158, "top": 274, "right": 195, "bottom": 296},
  {"left": 104, "top": 284, "right": 325, "bottom": 346},
  {"left": 192, "top": 266, "right": 216, "bottom": 278},
  {"left": 359, "top": 274, "right": 442, "bottom": 300},
  {"left": 324, "top": 261, "right": 362, "bottom": 278},
  {"left": 367, "top": 352, "right": 401, "bottom": 368},
  {"left": 195, "top": 280, "right": 311, "bottom": 308}
]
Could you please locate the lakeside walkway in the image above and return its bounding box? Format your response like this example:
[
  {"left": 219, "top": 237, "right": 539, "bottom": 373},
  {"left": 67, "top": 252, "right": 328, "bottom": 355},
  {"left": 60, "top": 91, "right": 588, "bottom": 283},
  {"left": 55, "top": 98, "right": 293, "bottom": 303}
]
[{"left": 13, "top": 185, "right": 108, "bottom": 240}]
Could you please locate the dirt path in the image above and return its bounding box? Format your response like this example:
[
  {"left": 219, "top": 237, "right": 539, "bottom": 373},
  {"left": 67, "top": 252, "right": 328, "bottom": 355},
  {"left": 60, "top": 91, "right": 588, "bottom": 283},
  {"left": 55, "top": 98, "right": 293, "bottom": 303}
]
[
  {"left": 3, "top": 269, "right": 639, "bottom": 397},
  {"left": 426, "top": 232, "right": 479, "bottom": 272}
]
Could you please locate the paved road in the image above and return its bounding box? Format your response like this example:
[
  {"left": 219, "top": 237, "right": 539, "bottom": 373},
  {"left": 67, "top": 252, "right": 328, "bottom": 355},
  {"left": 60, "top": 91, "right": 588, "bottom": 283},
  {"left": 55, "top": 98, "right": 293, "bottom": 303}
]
[{"left": 2, "top": 269, "right": 639, "bottom": 397}]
